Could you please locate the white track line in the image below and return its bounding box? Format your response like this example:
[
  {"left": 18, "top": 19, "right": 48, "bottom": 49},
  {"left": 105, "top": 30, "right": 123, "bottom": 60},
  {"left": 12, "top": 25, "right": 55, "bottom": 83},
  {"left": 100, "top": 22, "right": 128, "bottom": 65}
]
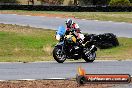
[
  {"left": 108, "top": 21, "right": 113, "bottom": 22},
  {"left": 18, "top": 79, "right": 36, "bottom": 81},
  {"left": 94, "top": 20, "right": 99, "bottom": 21},
  {"left": 40, "top": 16, "right": 45, "bottom": 17},
  {"left": 44, "top": 78, "right": 67, "bottom": 80},
  {"left": 0, "top": 78, "right": 67, "bottom": 81},
  {"left": 12, "top": 14, "right": 17, "bottom": 15},
  {"left": 121, "top": 22, "right": 125, "bottom": 24},
  {"left": 82, "top": 19, "right": 86, "bottom": 20},
  {"left": 56, "top": 17, "right": 60, "bottom": 19},
  {"left": 25, "top": 15, "right": 31, "bottom": 16},
  {"left": 0, "top": 80, "right": 6, "bottom": 81}
]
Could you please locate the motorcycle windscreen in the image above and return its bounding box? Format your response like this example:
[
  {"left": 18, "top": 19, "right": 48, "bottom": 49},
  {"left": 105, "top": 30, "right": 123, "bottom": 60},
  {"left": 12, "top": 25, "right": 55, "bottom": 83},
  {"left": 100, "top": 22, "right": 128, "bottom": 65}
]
[{"left": 56, "top": 26, "right": 66, "bottom": 37}]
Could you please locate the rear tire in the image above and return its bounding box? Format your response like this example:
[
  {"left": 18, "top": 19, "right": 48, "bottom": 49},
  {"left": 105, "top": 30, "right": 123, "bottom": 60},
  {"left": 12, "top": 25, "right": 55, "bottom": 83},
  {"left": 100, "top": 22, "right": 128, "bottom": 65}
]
[
  {"left": 83, "top": 52, "right": 96, "bottom": 62},
  {"left": 53, "top": 47, "right": 66, "bottom": 63}
]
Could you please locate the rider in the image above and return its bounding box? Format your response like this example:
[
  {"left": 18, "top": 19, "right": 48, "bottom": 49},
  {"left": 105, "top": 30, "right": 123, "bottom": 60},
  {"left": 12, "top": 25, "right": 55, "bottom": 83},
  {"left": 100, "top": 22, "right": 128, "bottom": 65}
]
[{"left": 65, "top": 19, "right": 85, "bottom": 44}]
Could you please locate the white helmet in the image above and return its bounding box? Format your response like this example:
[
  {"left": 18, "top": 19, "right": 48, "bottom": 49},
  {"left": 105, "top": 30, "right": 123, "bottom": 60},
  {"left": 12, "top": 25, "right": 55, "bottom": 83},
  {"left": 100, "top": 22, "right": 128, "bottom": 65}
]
[{"left": 65, "top": 19, "right": 73, "bottom": 27}]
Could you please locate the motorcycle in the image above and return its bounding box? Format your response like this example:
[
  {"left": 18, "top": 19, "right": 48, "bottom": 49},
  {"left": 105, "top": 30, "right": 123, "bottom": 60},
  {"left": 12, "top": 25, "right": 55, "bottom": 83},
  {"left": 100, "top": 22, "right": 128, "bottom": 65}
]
[{"left": 53, "top": 26, "right": 97, "bottom": 63}]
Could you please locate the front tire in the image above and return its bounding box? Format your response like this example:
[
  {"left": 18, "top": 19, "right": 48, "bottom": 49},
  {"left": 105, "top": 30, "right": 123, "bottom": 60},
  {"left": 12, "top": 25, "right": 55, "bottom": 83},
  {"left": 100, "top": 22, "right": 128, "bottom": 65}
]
[
  {"left": 53, "top": 47, "right": 66, "bottom": 63},
  {"left": 83, "top": 52, "right": 96, "bottom": 62}
]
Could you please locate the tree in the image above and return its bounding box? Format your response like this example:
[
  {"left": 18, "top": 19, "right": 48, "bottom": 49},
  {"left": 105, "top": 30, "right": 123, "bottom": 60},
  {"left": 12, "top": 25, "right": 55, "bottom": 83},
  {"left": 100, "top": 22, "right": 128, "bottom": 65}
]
[
  {"left": 129, "top": 0, "right": 132, "bottom": 3},
  {"left": 74, "top": 0, "right": 78, "bottom": 5},
  {"left": 28, "top": 0, "right": 34, "bottom": 5},
  {"left": 109, "top": 0, "right": 130, "bottom": 6}
]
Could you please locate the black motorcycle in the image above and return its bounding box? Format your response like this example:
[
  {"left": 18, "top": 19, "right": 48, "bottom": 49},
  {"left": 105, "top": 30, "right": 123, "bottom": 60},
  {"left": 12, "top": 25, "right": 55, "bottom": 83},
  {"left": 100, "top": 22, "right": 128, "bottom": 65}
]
[{"left": 53, "top": 26, "right": 97, "bottom": 63}]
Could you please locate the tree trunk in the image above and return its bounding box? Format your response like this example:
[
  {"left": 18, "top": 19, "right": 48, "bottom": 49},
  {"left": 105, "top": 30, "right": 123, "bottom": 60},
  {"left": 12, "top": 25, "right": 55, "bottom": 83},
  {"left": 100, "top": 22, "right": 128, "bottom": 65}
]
[
  {"left": 74, "top": 0, "right": 77, "bottom": 5},
  {"left": 28, "top": 0, "right": 34, "bottom": 5}
]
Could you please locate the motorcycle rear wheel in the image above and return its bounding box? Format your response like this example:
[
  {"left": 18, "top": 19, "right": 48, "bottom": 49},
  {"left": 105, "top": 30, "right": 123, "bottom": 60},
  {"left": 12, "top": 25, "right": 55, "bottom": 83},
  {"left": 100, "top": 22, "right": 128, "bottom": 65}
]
[
  {"left": 53, "top": 47, "right": 66, "bottom": 63},
  {"left": 83, "top": 52, "right": 96, "bottom": 62}
]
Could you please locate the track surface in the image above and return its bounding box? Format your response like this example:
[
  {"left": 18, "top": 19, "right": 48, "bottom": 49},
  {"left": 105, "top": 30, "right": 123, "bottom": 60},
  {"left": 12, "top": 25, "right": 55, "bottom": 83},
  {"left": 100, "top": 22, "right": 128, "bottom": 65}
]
[
  {"left": 0, "top": 14, "right": 132, "bottom": 37},
  {"left": 0, "top": 61, "right": 132, "bottom": 80}
]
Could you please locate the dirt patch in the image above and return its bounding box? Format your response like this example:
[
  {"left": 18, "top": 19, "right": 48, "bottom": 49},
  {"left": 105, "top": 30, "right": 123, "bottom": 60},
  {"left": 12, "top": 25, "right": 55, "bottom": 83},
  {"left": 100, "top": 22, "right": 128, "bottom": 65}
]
[
  {"left": 0, "top": 80, "right": 117, "bottom": 88},
  {"left": 0, "top": 11, "right": 75, "bottom": 19}
]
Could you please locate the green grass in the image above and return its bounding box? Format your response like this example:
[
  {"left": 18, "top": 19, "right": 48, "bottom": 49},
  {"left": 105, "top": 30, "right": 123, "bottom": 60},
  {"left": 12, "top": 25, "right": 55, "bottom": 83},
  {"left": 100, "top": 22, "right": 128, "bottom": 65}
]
[
  {"left": 0, "top": 24, "right": 57, "bottom": 62},
  {"left": 97, "top": 37, "right": 132, "bottom": 60},
  {"left": 1, "top": 10, "right": 132, "bottom": 23},
  {"left": 0, "top": 23, "right": 132, "bottom": 62}
]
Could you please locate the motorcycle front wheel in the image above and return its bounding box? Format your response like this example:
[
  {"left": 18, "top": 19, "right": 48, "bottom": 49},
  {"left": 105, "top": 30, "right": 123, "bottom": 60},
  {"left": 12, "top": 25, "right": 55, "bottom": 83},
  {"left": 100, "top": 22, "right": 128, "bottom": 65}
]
[{"left": 53, "top": 47, "right": 66, "bottom": 63}]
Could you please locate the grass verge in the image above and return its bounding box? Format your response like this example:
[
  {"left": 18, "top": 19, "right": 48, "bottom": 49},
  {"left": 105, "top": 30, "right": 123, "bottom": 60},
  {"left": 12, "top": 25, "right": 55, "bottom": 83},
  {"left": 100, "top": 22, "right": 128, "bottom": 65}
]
[
  {"left": 0, "top": 23, "right": 132, "bottom": 62},
  {"left": 0, "top": 10, "right": 132, "bottom": 23}
]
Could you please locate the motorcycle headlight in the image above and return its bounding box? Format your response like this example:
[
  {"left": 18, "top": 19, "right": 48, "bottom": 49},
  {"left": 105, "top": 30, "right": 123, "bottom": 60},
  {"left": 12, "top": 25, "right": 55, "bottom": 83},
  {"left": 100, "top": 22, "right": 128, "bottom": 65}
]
[{"left": 56, "top": 34, "right": 60, "bottom": 41}]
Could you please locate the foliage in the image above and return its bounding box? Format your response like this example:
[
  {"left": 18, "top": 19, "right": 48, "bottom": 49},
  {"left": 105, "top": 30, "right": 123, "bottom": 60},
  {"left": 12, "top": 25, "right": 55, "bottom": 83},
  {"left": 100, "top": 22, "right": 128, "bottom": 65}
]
[
  {"left": 109, "top": 0, "right": 131, "bottom": 6},
  {"left": 129, "top": 0, "right": 132, "bottom": 3}
]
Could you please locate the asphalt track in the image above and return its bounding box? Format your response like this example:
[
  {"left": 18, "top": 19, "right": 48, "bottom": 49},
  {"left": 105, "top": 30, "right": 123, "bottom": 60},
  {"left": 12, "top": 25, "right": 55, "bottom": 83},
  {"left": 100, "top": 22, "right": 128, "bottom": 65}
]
[
  {"left": 0, "top": 61, "right": 132, "bottom": 80},
  {"left": 0, "top": 14, "right": 132, "bottom": 82},
  {"left": 0, "top": 14, "right": 132, "bottom": 38}
]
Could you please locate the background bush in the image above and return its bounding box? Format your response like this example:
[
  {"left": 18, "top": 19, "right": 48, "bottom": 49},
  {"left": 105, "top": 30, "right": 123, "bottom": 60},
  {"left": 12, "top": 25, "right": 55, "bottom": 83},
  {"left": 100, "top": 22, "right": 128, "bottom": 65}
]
[
  {"left": 130, "top": 0, "right": 132, "bottom": 3},
  {"left": 109, "top": 0, "right": 131, "bottom": 6}
]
